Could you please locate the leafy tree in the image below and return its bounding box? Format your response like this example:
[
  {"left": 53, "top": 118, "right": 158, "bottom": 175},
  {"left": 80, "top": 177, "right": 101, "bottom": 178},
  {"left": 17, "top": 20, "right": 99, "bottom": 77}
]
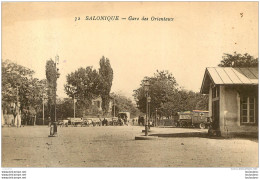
[
  {"left": 56, "top": 98, "right": 77, "bottom": 119},
  {"left": 64, "top": 66, "right": 101, "bottom": 116},
  {"left": 111, "top": 92, "right": 140, "bottom": 118},
  {"left": 133, "top": 70, "right": 208, "bottom": 119},
  {"left": 175, "top": 90, "right": 208, "bottom": 112},
  {"left": 218, "top": 52, "right": 258, "bottom": 67},
  {"left": 2, "top": 60, "right": 34, "bottom": 109},
  {"left": 45, "top": 59, "right": 58, "bottom": 120},
  {"left": 2, "top": 60, "right": 47, "bottom": 125},
  {"left": 2, "top": 60, "right": 35, "bottom": 124},
  {"left": 28, "top": 79, "right": 47, "bottom": 125},
  {"left": 133, "top": 70, "right": 178, "bottom": 118},
  {"left": 99, "top": 56, "right": 113, "bottom": 114},
  {"left": 85, "top": 104, "right": 103, "bottom": 116}
]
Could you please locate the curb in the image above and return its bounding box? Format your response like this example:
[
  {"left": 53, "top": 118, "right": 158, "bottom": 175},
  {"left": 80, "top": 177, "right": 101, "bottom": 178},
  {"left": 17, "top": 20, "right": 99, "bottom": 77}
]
[
  {"left": 135, "top": 136, "right": 158, "bottom": 140},
  {"left": 142, "top": 130, "right": 152, "bottom": 133}
]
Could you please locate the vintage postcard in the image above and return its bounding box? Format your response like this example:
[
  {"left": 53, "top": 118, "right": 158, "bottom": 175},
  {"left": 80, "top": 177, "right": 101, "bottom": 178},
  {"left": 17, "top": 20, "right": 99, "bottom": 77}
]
[{"left": 1, "top": 1, "right": 258, "bottom": 179}]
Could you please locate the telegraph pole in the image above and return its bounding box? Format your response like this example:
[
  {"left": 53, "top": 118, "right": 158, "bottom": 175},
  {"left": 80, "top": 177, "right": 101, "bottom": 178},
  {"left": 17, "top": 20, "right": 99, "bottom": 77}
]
[
  {"left": 155, "top": 108, "right": 158, "bottom": 127},
  {"left": 43, "top": 97, "right": 44, "bottom": 125},
  {"left": 16, "top": 86, "right": 19, "bottom": 128},
  {"left": 113, "top": 98, "right": 115, "bottom": 117},
  {"left": 74, "top": 94, "right": 76, "bottom": 119}
]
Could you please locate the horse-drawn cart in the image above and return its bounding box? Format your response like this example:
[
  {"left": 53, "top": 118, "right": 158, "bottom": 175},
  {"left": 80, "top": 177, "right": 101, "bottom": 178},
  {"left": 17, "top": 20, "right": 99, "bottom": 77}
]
[
  {"left": 58, "top": 119, "right": 69, "bottom": 127},
  {"left": 70, "top": 118, "right": 83, "bottom": 127},
  {"left": 81, "top": 119, "right": 93, "bottom": 127},
  {"left": 92, "top": 118, "right": 102, "bottom": 126}
]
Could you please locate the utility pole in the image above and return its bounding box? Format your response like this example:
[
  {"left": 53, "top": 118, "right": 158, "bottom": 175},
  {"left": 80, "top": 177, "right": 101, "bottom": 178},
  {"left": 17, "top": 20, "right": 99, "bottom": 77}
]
[
  {"left": 146, "top": 92, "right": 149, "bottom": 136},
  {"left": 155, "top": 108, "right": 158, "bottom": 127},
  {"left": 74, "top": 94, "right": 76, "bottom": 119},
  {"left": 16, "top": 86, "right": 19, "bottom": 128},
  {"left": 43, "top": 97, "right": 44, "bottom": 125},
  {"left": 113, "top": 98, "right": 115, "bottom": 117},
  {"left": 147, "top": 101, "right": 149, "bottom": 119}
]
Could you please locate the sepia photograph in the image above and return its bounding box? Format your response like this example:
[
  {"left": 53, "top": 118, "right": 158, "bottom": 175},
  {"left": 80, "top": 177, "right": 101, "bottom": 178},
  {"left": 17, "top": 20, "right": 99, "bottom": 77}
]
[{"left": 1, "top": 1, "right": 259, "bottom": 178}]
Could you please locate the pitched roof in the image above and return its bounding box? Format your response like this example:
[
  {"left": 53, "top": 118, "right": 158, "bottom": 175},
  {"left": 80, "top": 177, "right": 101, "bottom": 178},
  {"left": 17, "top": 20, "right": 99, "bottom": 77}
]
[{"left": 200, "top": 67, "right": 258, "bottom": 94}]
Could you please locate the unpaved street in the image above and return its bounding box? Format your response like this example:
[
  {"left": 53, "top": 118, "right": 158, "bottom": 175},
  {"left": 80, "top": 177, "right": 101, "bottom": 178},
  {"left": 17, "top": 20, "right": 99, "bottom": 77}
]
[{"left": 2, "top": 126, "right": 258, "bottom": 167}]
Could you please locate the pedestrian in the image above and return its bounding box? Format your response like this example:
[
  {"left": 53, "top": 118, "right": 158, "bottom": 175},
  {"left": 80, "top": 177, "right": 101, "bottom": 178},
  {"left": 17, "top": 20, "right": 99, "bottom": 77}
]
[
  {"left": 99, "top": 118, "right": 102, "bottom": 126},
  {"left": 48, "top": 117, "right": 51, "bottom": 127}
]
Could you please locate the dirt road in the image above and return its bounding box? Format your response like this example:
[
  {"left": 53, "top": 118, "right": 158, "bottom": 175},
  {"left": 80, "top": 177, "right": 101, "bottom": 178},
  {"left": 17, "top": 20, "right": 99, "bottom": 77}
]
[{"left": 2, "top": 126, "right": 258, "bottom": 167}]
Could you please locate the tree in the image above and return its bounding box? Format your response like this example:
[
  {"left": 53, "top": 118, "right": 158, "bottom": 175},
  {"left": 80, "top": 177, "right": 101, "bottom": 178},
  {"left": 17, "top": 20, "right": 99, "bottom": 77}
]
[
  {"left": 175, "top": 89, "right": 208, "bottom": 112},
  {"left": 45, "top": 59, "right": 57, "bottom": 120},
  {"left": 64, "top": 66, "right": 101, "bottom": 116},
  {"left": 2, "top": 59, "right": 35, "bottom": 125},
  {"left": 111, "top": 92, "right": 140, "bottom": 118},
  {"left": 2, "top": 60, "right": 34, "bottom": 109},
  {"left": 2, "top": 60, "right": 47, "bottom": 125},
  {"left": 133, "top": 70, "right": 178, "bottom": 118},
  {"left": 56, "top": 98, "right": 80, "bottom": 119},
  {"left": 99, "top": 56, "right": 113, "bottom": 114},
  {"left": 218, "top": 52, "right": 258, "bottom": 67},
  {"left": 28, "top": 79, "right": 47, "bottom": 125},
  {"left": 133, "top": 70, "right": 209, "bottom": 119}
]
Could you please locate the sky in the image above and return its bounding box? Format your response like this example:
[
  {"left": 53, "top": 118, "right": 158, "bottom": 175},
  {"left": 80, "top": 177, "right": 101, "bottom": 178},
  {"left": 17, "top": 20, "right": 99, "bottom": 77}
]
[{"left": 2, "top": 2, "right": 258, "bottom": 100}]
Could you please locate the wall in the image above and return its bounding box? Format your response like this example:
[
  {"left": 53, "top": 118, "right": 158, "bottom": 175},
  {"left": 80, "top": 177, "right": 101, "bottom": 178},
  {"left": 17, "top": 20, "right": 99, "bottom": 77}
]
[
  {"left": 208, "top": 85, "right": 212, "bottom": 117},
  {"left": 220, "top": 86, "right": 258, "bottom": 137},
  {"left": 219, "top": 86, "right": 225, "bottom": 136}
]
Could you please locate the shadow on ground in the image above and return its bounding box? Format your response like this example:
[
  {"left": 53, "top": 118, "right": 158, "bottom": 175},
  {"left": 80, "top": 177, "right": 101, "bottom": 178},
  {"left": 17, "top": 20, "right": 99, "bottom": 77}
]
[
  {"left": 150, "top": 132, "right": 258, "bottom": 142},
  {"left": 150, "top": 132, "right": 212, "bottom": 138}
]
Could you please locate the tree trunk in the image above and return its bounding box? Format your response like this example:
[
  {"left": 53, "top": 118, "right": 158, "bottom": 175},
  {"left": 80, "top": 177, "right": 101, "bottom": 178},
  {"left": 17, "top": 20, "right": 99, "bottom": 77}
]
[
  {"left": 34, "top": 115, "right": 36, "bottom": 126},
  {"left": 2, "top": 109, "right": 5, "bottom": 126}
]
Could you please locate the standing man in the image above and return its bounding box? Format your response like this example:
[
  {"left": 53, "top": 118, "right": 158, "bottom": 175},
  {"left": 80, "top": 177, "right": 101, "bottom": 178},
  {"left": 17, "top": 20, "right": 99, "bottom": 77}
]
[{"left": 48, "top": 117, "right": 51, "bottom": 127}]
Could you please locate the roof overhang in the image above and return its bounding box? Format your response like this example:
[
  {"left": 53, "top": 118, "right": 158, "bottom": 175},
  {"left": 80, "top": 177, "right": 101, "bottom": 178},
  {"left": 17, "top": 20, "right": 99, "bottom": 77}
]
[
  {"left": 200, "top": 67, "right": 259, "bottom": 94},
  {"left": 200, "top": 68, "right": 214, "bottom": 94}
]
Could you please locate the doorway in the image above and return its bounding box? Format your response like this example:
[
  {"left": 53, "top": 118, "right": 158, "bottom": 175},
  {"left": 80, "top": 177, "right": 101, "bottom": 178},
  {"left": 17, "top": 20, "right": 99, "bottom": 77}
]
[{"left": 212, "top": 100, "right": 220, "bottom": 130}]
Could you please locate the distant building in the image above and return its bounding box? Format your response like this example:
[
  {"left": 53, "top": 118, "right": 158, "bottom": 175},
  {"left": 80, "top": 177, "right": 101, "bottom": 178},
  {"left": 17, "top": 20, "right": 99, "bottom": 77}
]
[
  {"left": 200, "top": 67, "right": 258, "bottom": 137},
  {"left": 92, "top": 96, "right": 113, "bottom": 113}
]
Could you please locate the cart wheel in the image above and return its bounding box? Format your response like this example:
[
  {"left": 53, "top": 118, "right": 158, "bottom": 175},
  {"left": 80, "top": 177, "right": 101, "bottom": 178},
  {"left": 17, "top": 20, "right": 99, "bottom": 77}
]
[
  {"left": 179, "top": 122, "right": 183, "bottom": 128},
  {"left": 199, "top": 123, "right": 206, "bottom": 129},
  {"left": 180, "top": 121, "right": 186, "bottom": 128}
]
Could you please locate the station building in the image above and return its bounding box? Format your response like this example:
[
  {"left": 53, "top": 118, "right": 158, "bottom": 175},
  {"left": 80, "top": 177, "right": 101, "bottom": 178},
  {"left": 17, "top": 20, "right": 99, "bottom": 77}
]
[{"left": 200, "top": 67, "right": 258, "bottom": 137}]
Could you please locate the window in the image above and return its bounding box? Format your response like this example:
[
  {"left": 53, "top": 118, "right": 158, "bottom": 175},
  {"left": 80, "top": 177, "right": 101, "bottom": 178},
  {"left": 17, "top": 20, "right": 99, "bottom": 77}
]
[
  {"left": 241, "top": 96, "right": 256, "bottom": 124},
  {"left": 212, "top": 86, "right": 219, "bottom": 99}
]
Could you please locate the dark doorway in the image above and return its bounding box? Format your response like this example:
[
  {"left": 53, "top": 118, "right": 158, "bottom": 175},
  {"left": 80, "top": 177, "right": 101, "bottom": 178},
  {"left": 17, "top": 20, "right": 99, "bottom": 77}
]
[{"left": 212, "top": 100, "right": 220, "bottom": 130}]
